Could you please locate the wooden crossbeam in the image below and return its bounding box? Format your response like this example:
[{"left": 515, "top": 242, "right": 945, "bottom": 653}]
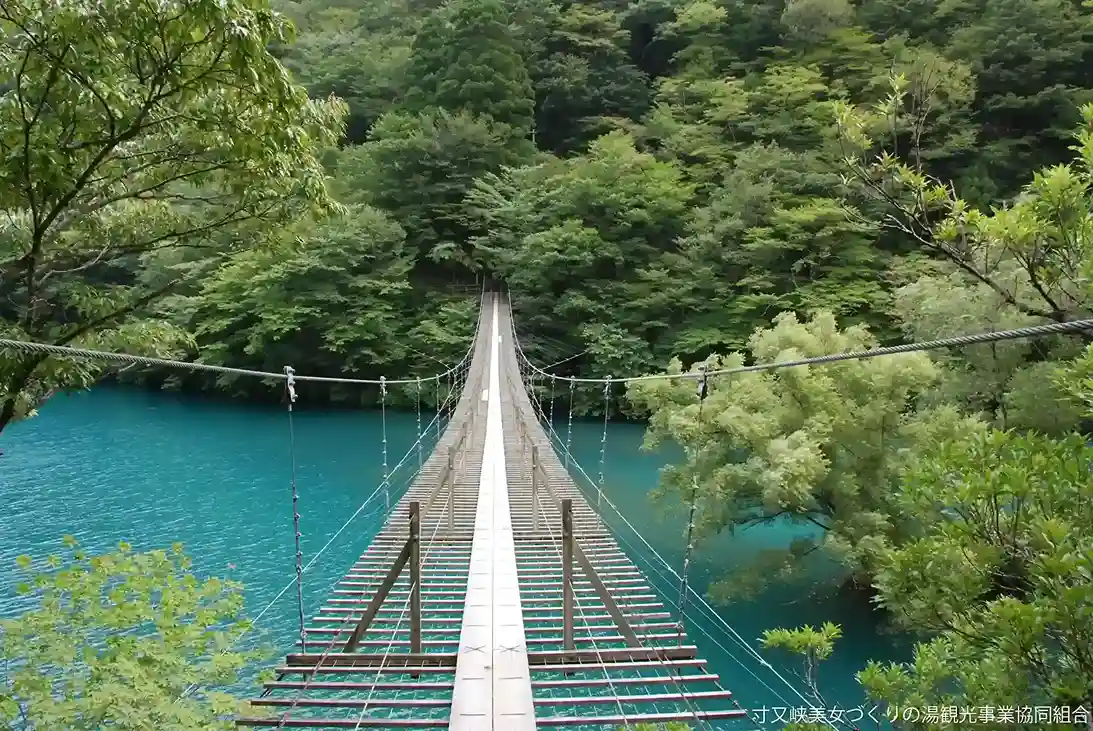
[
  {"left": 343, "top": 502, "right": 420, "bottom": 653},
  {"left": 560, "top": 498, "right": 642, "bottom": 649}
]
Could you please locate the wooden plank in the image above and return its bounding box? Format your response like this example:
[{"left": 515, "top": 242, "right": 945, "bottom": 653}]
[
  {"left": 285, "top": 653, "right": 457, "bottom": 668},
  {"left": 534, "top": 709, "right": 749, "bottom": 727},
  {"left": 237, "top": 718, "right": 448, "bottom": 728},
  {"left": 449, "top": 295, "right": 535, "bottom": 731}
]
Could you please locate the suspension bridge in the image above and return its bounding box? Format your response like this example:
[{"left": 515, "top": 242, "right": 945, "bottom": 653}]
[
  {"left": 234, "top": 290, "right": 752, "bottom": 729},
  {"left": 4, "top": 286, "right": 1090, "bottom": 730}
]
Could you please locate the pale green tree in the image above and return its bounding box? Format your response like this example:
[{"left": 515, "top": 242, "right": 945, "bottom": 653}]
[
  {"left": 626, "top": 311, "right": 980, "bottom": 597},
  {"left": 0, "top": 539, "right": 264, "bottom": 730},
  {"left": 837, "top": 87, "right": 1093, "bottom": 430}
]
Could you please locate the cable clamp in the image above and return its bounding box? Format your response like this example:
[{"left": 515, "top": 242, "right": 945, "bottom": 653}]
[
  {"left": 284, "top": 366, "right": 297, "bottom": 403},
  {"left": 695, "top": 364, "right": 708, "bottom": 401}
]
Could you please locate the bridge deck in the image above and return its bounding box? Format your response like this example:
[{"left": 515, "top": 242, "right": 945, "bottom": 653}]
[
  {"left": 449, "top": 297, "right": 535, "bottom": 728},
  {"left": 237, "top": 292, "right": 748, "bottom": 729}
]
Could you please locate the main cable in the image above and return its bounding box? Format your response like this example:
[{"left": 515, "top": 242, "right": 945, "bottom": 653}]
[
  {"left": 515, "top": 317, "right": 1093, "bottom": 384},
  {"left": 0, "top": 335, "right": 476, "bottom": 386}
]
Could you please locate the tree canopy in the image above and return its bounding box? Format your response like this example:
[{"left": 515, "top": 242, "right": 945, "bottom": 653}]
[{"left": 4, "top": 0, "right": 1093, "bottom": 722}]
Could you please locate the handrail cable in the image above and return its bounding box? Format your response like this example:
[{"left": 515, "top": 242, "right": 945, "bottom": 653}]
[
  {"left": 514, "top": 317, "right": 1093, "bottom": 384},
  {"left": 178, "top": 382, "right": 463, "bottom": 701},
  {"left": 527, "top": 386, "right": 848, "bottom": 727},
  {"left": 0, "top": 337, "right": 473, "bottom": 386},
  {"left": 508, "top": 325, "right": 831, "bottom": 722}
]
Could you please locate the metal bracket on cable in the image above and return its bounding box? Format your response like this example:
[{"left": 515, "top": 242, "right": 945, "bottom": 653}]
[{"left": 285, "top": 365, "right": 298, "bottom": 404}]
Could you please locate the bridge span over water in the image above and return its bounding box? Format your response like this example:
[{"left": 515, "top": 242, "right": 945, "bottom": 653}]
[{"left": 236, "top": 291, "right": 749, "bottom": 729}]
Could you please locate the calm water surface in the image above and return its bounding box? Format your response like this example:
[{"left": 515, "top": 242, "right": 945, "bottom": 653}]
[{"left": 0, "top": 387, "right": 906, "bottom": 725}]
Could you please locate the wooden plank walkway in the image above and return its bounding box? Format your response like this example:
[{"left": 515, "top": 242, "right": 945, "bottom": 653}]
[
  {"left": 449, "top": 295, "right": 536, "bottom": 729},
  {"left": 237, "top": 291, "right": 749, "bottom": 729}
]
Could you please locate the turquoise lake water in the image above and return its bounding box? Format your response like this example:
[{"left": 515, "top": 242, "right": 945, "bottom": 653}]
[{"left": 0, "top": 387, "right": 907, "bottom": 727}]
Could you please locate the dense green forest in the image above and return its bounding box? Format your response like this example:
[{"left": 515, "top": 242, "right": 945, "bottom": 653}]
[{"left": 2, "top": 0, "right": 1093, "bottom": 727}]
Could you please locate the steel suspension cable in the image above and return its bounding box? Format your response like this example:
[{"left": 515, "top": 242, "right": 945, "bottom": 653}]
[
  {"left": 272, "top": 420, "right": 462, "bottom": 728},
  {"left": 513, "top": 317, "right": 1093, "bottom": 384},
  {"left": 380, "top": 376, "right": 390, "bottom": 514},
  {"left": 565, "top": 378, "right": 575, "bottom": 470},
  {"left": 597, "top": 377, "right": 612, "bottom": 510},
  {"left": 0, "top": 339, "right": 473, "bottom": 385},
  {"left": 527, "top": 390, "right": 829, "bottom": 728},
  {"left": 677, "top": 370, "right": 708, "bottom": 647},
  {"left": 351, "top": 483, "right": 454, "bottom": 729},
  {"left": 507, "top": 307, "right": 778, "bottom": 727},
  {"left": 536, "top": 487, "right": 631, "bottom": 727},
  {"left": 534, "top": 415, "right": 721, "bottom": 731},
  {"left": 543, "top": 422, "right": 834, "bottom": 722},
  {"left": 506, "top": 324, "right": 825, "bottom": 720},
  {"left": 284, "top": 366, "right": 307, "bottom": 654},
  {"left": 503, "top": 336, "right": 717, "bottom": 728},
  {"left": 178, "top": 397, "right": 455, "bottom": 703}
]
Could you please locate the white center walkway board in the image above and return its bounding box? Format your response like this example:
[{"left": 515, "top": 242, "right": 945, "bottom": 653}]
[{"left": 449, "top": 298, "right": 536, "bottom": 730}]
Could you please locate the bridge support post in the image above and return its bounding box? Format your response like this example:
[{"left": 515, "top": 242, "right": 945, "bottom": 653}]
[
  {"left": 531, "top": 446, "right": 539, "bottom": 533},
  {"left": 447, "top": 446, "right": 456, "bottom": 532},
  {"left": 561, "top": 499, "right": 574, "bottom": 654},
  {"left": 409, "top": 501, "right": 421, "bottom": 659}
]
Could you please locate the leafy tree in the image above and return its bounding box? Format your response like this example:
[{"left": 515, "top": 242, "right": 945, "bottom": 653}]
[
  {"left": 762, "top": 623, "right": 843, "bottom": 707},
  {"left": 669, "top": 143, "right": 890, "bottom": 354},
  {"left": 528, "top": 2, "right": 652, "bottom": 154},
  {"left": 837, "top": 87, "right": 1093, "bottom": 425},
  {"left": 349, "top": 109, "right": 535, "bottom": 275},
  {"left": 0, "top": 538, "right": 263, "bottom": 730},
  {"left": 860, "top": 429, "right": 1093, "bottom": 715},
  {"left": 0, "top": 0, "right": 346, "bottom": 432},
  {"left": 182, "top": 204, "right": 414, "bottom": 399},
  {"left": 471, "top": 131, "right": 694, "bottom": 384},
  {"left": 887, "top": 260, "right": 1086, "bottom": 434},
  {"left": 274, "top": 0, "right": 417, "bottom": 142},
  {"left": 625, "top": 311, "right": 979, "bottom": 597},
  {"left": 938, "top": 0, "right": 1093, "bottom": 193},
  {"left": 836, "top": 92, "right": 1093, "bottom": 327},
  {"left": 402, "top": 0, "right": 536, "bottom": 136}
]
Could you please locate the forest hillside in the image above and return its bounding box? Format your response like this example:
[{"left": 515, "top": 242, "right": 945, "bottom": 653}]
[{"left": 1, "top": 0, "right": 1092, "bottom": 725}]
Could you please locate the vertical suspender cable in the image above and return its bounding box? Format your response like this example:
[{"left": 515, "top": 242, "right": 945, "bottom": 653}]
[
  {"left": 445, "top": 372, "right": 453, "bottom": 431},
  {"left": 548, "top": 375, "right": 556, "bottom": 435},
  {"left": 564, "top": 378, "right": 576, "bottom": 469},
  {"left": 435, "top": 378, "right": 442, "bottom": 441},
  {"left": 284, "top": 365, "right": 307, "bottom": 653},
  {"left": 380, "top": 375, "right": 389, "bottom": 514},
  {"left": 415, "top": 377, "right": 423, "bottom": 471},
  {"left": 677, "top": 370, "right": 708, "bottom": 645},
  {"left": 597, "top": 376, "right": 612, "bottom": 510}
]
